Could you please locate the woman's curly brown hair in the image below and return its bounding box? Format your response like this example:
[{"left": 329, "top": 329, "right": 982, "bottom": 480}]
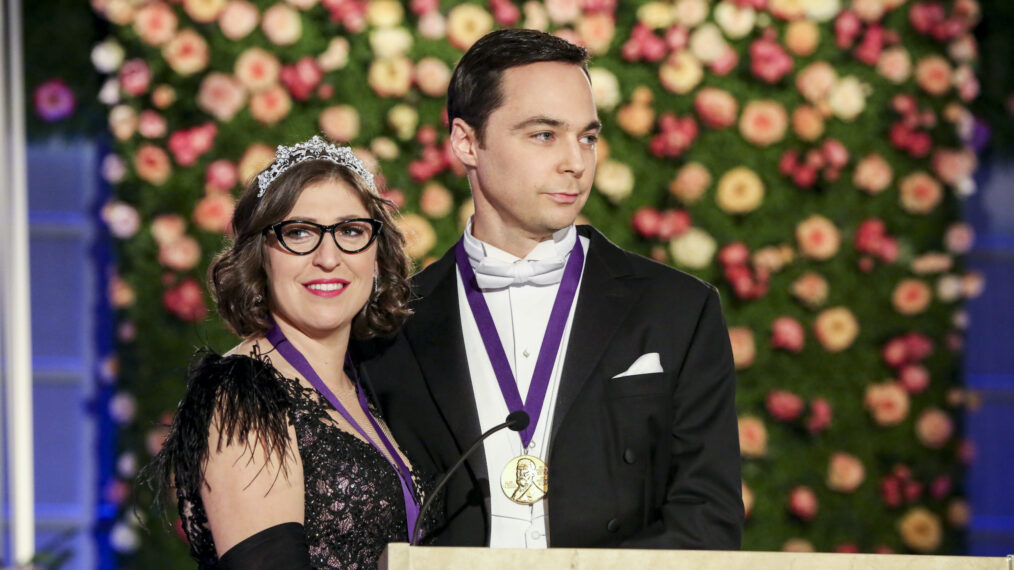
[{"left": 209, "top": 158, "right": 412, "bottom": 340}]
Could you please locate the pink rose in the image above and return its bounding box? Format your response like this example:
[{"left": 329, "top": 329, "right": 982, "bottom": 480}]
[
  {"left": 749, "top": 34, "right": 793, "bottom": 84},
  {"left": 137, "top": 110, "right": 167, "bottom": 139},
  {"left": 796, "top": 215, "right": 840, "bottom": 260},
  {"left": 193, "top": 194, "right": 235, "bottom": 234},
  {"left": 916, "top": 408, "right": 954, "bottom": 449},
  {"left": 796, "top": 62, "right": 837, "bottom": 104},
  {"left": 770, "top": 317, "right": 805, "bottom": 353},
  {"left": 766, "top": 389, "right": 804, "bottom": 421},
  {"left": 899, "top": 172, "right": 942, "bottom": 214},
  {"left": 827, "top": 452, "right": 865, "bottom": 493},
  {"left": 694, "top": 87, "right": 738, "bottom": 129},
  {"left": 118, "top": 59, "right": 151, "bottom": 96},
  {"left": 944, "top": 223, "right": 974, "bottom": 254},
  {"left": 414, "top": 57, "right": 452, "bottom": 98},
  {"left": 234, "top": 47, "right": 280, "bottom": 92},
  {"left": 197, "top": 73, "right": 247, "bottom": 122},
  {"left": 807, "top": 398, "right": 832, "bottom": 433},
  {"left": 728, "top": 327, "right": 756, "bottom": 370},
  {"left": 101, "top": 201, "right": 141, "bottom": 239},
  {"left": 877, "top": 46, "right": 912, "bottom": 84},
  {"left": 261, "top": 3, "right": 302, "bottom": 46},
  {"left": 669, "top": 162, "right": 711, "bottom": 204},
  {"left": 133, "top": 144, "right": 171, "bottom": 185},
  {"left": 162, "top": 29, "right": 210, "bottom": 76},
  {"left": 649, "top": 113, "right": 698, "bottom": 158},
  {"left": 168, "top": 123, "right": 217, "bottom": 166},
  {"left": 219, "top": 0, "right": 259, "bottom": 40},
  {"left": 158, "top": 235, "right": 201, "bottom": 271},
  {"left": 899, "top": 364, "right": 931, "bottom": 394},
  {"left": 739, "top": 100, "right": 787, "bottom": 147},
  {"left": 204, "top": 160, "right": 238, "bottom": 193},
  {"left": 419, "top": 182, "right": 453, "bottom": 218},
  {"left": 738, "top": 415, "right": 767, "bottom": 458},
  {"left": 576, "top": 12, "right": 615, "bottom": 55},
  {"left": 249, "top": 85, "right": 292, "bottom": 125},
  {"left": 279, "top": 56, "right": 323, "bottom": 101},
  {"left": 932, "top": 147, "right": 977, "bottom": 186},
  {"left": 853, "top": 153, "right": 893, "bottom": 194},
  {"left": 865, "top": 381, "right": 910, "bottom": 426},
  {"left": 163, "top": 278, "right": 208, "bottom": 322},
  {"left": 319, "top": 105, "right": 360, "bottom": 143},
  {"left": 133, "top": 2, "right": 178, "bottom": 46},
  {"left": 151, "top": 214, "right": 186, "bottom": 246},
  {"left": 788, "top": 486, "right": 818, "bottom": 521}
]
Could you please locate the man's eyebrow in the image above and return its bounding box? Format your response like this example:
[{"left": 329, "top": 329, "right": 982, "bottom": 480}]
[{"left": 510, "top": 116, "right": 604, "bottom": 132}]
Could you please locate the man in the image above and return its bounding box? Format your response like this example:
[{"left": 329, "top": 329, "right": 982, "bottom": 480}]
[{"left": 356, "top": 29, "right": 743, "bottom": 549}]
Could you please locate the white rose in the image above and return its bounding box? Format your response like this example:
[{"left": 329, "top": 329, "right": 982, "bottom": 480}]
[
  {"left": 318, "top": 37, "right": 350, "bottom": 71},
  {"left": 99, "top": 78, "right": 121, "bottom": 106},
  {"left": 803, "top": 0, "right": 841, "bottom": 22},
  {"left": 92, "top": 38, "right": 125, "bottom": 73},
  {"left": 638, "top": 1, "right": 676, "bottom": 29},
  {"left": 936, "top": 274, "right": 963, "bottom": 302},
  {"left": 110, "top": 522, "right": 140, "bottom": 553},
  {"left": 713, "top": 2, "right": 756, "bottom": 40},
  {"left": 689, "top": 23, "right": 728, "bottom": 64},
  {"left": 828, "top": 76, "right": 867, "bottom": 121},
  {"left": 588, "top": 67, "right": 621, "bottom": 112},
  {"left": 669, "top": 227, "right": 717, "bottom": 269},
  {"left": 370, "top": 26, "right": 413, "bottom": 59},
  {"left": 595, "top": 160, "right": 635, "bottom": 204}
]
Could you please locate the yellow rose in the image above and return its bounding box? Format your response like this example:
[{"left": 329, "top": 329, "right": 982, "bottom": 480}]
[
  {"left": 659, "top": 52, "right": 703, "bottom": 95},
  {"left": 829, "top": 76, "right": 868, "bottom": 122},
  {"left": 387, "top": 104, "right": 418, "bottom": 141},
  {"left": 370, "top": 26, "right": 413, "bottom": 59},
  {"left": 238, "top": 143, "right": 276, "bottom": 185},
  {"left": 260, "top": 3, "right": 302, "bottom": 46},
  {"left": 637, "top": 2, "right": 676, "bottom": 29},
  {"left": 716, "top": 167, "right": 765, "bottom": 214},
  {"left": 366, "top": 0, "right": 404, "bottom": 27},
  {"left": 446, "top": 4, "right": 494, "bottom": 51},
  {"left": 814, "top": 307, "right": 859, "bottom": 352},
  {"left": 796, "top": 214, "right": 840, "bottom": 260},
  {"left": 588, "top": 68, "right": 621, "bottom": 112},
  {"left": 595, "top": 160, "right": 635, "bottom": 204},
  {"left": 183, "top": 0, "right": 226, "bottom": 23},
  {"left": 368, "top": 57, "right": 413, "bottom": 98},
  {"left": 898, "top": 508, "right": 943, "bottom": 553},
  {"left": 673, "top": 0, "right": 709, "bottom": 27},
  {"left": 318, "top": 37, "right": 350, "bottom": 71},
  {"left": 713, "top": 1, "right": 756, "bottom": 40},
  {"left": 398, "top": 213, "right": 437, "bottom": 259},
  {"left": 669, "top": 227, "right": 716, "bottom": 269}
]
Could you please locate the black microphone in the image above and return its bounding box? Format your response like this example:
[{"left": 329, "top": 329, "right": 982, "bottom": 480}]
[{"left": 410, "top": 410, "right": 530, "bottom": 545}]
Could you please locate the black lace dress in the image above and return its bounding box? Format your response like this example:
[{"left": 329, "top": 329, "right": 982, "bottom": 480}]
[{"left": 151, "top": 350, "right": 433, "bottom": 569}]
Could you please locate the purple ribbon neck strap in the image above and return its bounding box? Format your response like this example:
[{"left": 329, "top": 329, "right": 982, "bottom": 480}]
[
  {"left": 454, "top": 236, "right": 585, "bottom": 448},
  {"left": 265, "top": 323, "right": 420, "bottom": 537}
]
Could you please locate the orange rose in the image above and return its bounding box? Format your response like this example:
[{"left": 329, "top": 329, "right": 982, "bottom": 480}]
[
  {"left": 446, "top": 4, "right": 493, "bottom": 51},
  {"left": 915, "top": 55, "right": 953, "bottom": 96},
  {"left": 892, "top": 279, "right": 932, "bottom": 315},
  {"left": 368, "top": 57, "right": 413, "bottom": 98},
  {"left": 739, "top": 100, "right": 788, "bottom": 147},
  {"left": 827, "top": 452, "right": 865, "bottom": 493},
  {"left": 109, "top": 105, "right": 137, "bottom": 141},
  {"left": 898, "top": 508, "right": 942, "bottom": 553},
  {"left": 728, "top": 326, "right": 756, "bottom": 370},
  {"left": 792, "top": 105, "right": 825, "bottom": 142},
  {"left": 742, "top": 482, "right": 755, "bottom": 518},
  {"left": 151, "top": 214, "right": 186, "bottom": 246},
  {"left": 109, "top": 275, "right": 136, "bottom": 308},
  {"left": 814, "top": 307, "right": 859, "bottom": 352},
  {"left": 785, "top": 20, "right": 819, "bottom": 56},
  {"left": 796, "top": 215, "right": 840, "bottom": 260},
  {"left": 261, "top": 4, "right": 302, "bottom": 46},
  {"left": 738, "top": 415, "right": 767, "bottom": 458},
  {"left": 916, "top": 408, "right": 954, "bottom": 449},
  {"left": 192, "top": 193, "right": 235, "bottom": 234},
  {"left": 183, "top": 0, "right": 226, "bottom": 23},
  {"left": 947, "top": 499, "right": 971, "bottom": 528},
  {"left": 791, "top": 272, "right": 829, "bottom": 308},
  {"left": 319, "top": 105, "right": 360, "bottom": 143},
  {"left": 899, "top": 171, "right": 943, "bottom": 214},
  {"left": 238, "top": 143, "right": 276, "bottom": 186},
  {"left": 249, "top": 85, "right": 292, "bottom": 125},
  {"left": 133, "top": 2, "right": 178, "bottom": 46},
  {"left": 197, "top": 73, "right": 247, "bottom": 122},
  {"left": 670, "top": 162, "right": 711, "bottom": 204},
  {"left": 219, "top": 0, "right": 259, "bottom": 41},
  {"left": 716, "top": 167, "right": 765, "bottom": 214},
  {"left": 932, "top": 148, "right": 977, "bottom": 187},
  {"left": 234, "top": 47, "right": 280, "bottom": 92},
  {"left": 151, "top": 84, "right": 177, "bottom": 109},
  {"left": 853, "top": 153, "right": 893, "bottom": 194},
  {"left": 865, "top": 381, "right": 910, "bottom": 426},
  {"left": 419, "top": 182, "right": 453, "bottom": 219},
  {"left": 617, "top": 100, "right": 655, "bottom": 137},
  {"left": 162, "top": 29, "right": 210, "bottom": 76},
  {"left": 782, "top": 538, "right": 815, "bottom": 553},
  {"left": 398, "top": 213, "right": 437, "bottom": 259},
  {"left": 133, "top": 144, "right": 171, "bottom": 185}
]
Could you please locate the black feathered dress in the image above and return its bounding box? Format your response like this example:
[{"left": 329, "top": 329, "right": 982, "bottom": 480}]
[{"left": 149, "top": 350, "right": 433, "bottom": 569}]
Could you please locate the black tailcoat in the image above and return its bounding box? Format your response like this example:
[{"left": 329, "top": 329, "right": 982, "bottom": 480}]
[{"left": 355, "top": 225, "right": 743, "bottom": 549}]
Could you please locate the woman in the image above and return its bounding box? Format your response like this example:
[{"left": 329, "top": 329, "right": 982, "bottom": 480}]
[{"left": 149, "top": 136, "right": 425, "bottom": 568}]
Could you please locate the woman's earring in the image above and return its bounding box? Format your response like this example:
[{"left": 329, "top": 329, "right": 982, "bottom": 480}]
[
  {"left": 371, "top": 273, "right": 379, "bottom": 302},
  {"left": 253, "top": 294, "right": 263, "bottom": 304}
]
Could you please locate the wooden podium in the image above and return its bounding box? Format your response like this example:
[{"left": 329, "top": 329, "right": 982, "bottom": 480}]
[{"left": 380, "top": 543, "right": 1012, "bottom": 570}]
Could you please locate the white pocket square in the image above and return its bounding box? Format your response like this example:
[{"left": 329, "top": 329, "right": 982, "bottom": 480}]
[{"left": 612, "top": 352, "right": 663, "bottom": 379}]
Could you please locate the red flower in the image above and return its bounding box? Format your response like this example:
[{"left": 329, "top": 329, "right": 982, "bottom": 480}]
[
  {"left": 650, "top": 113, "right": 698, "bottom": 158},
  {"left": 163, "top": 278, "right": 208, "bottom": 322},
  {"left": 899, "top": 364, "right": 930, "bottom": 394},
  {"left": 749, "top": 34, "right": 793, "bottom": 84},
  {"left": 280, "top": 56, "right": 324, "bottom": 101},
  {"left": 632, "top": 207, "right": 661, "bottom": 239},
  {"left": 807, "top": 398, "right": 832, "bottom": 433},
  {"left": 767, "top": 390, "right": 804, "bottom": 421},
  {"left": 118, "top": 59, "right": 152, "bottom": 97},
  {"left": 788, "top": 486, "right": 818, "bottom": 521},
  {"left": 771, "top": 317, "right": 805, "bottom": 353}
]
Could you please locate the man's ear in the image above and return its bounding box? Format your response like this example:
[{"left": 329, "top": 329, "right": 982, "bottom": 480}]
[{"left": 449, "top": 118, "right": 479, "bottom": 169}]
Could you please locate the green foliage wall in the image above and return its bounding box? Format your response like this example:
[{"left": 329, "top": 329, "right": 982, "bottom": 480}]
[{"left": 84, "top": 0, "right": 984, "bottom": 565}]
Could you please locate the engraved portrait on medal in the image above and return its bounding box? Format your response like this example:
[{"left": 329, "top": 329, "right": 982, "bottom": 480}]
[{"left": 501, "top": 455, "right": 548, "bottom": 505}]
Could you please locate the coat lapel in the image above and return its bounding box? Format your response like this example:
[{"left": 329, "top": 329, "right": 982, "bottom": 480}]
[
  {"left": 551, "top": 227, "right": 640, "bottom": 440},
  {"left": 402, "top": 249, "right": 488, "bottom": 482}
]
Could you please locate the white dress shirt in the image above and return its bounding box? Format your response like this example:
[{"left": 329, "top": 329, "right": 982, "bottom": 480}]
[{"left": 456, "top": 221, "right": 588, "bottom": 548}]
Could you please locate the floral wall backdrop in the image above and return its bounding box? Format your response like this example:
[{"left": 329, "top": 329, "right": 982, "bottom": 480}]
[{"left": 87, "top": 0, "right": 983, "bottom": 565}]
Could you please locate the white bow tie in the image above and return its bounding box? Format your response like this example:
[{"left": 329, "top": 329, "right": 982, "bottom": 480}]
[{"left": 471, "top": 257, "right": 567, "bottom": 289}]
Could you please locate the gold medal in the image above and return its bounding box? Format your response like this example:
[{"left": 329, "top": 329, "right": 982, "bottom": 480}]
[{"left": 501, "top": 454, "right": 548, "bottom": 505}]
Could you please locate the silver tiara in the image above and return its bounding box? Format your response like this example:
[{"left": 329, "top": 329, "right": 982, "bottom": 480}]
[{"left": 256, "top": 135, "right": 375, "bottom": 198}]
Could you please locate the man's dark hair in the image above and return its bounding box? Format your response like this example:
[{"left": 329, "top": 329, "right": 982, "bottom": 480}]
[{"left": 448, "top": 28, "right": 590, "bottom": 143}]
